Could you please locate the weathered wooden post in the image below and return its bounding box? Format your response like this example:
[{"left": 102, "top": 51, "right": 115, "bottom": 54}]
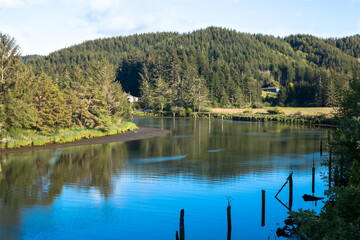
[
  {"left": 176, "top": 231, "right": 179, "bottom": 240},
  {"left": 180, "top": 209, "right": 185, "bottom": 240},
  {"left": 320, "top": 140, "right": 323, "bottom": 158},
  {"left": 312, "top": 158, "right": 315, "bottom": 194},
  {"left": 261, "top": 190, "right": 265, "bottom": 227},
  {"left": 227, "top": 203, "right": 232, "bottom": 240},
  {"left": 329, "top": 149, "right": 332, "bottom": 187},
  {"left": 289, "top": 174, "right": 293, "bottom": 211}
]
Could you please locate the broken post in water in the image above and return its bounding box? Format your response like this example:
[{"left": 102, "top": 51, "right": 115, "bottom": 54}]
[
  {"left": 275, "top": 172, "right": 293, "bottom": 198},
  {"left": 261, "top": 190, "right": 265, "bottom": 227},
  {"left": 320, "top": 140, "right": 323, "bottom": 158},
  {"left": 312, "top": 158, "right": 315, "bottom": 194},
  {"left": 329, "top": 149, "right": 332, "bottom": 188},
  {"left": 275, "top": 172, "right": 294, "bottom": 211},
  {"left": 176, "top": 231, "right": 179, "bottom": 240},
  {"left": 227, "top": 202, "right": 232, "bottom": 240},
  {"left": 289, "top": 173, "right": 293, "bottom": 211},
  {"left": 180, "top": 209, "right": 185, "bottom": 240}
]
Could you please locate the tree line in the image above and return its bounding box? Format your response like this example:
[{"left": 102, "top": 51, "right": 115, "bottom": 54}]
[
  {"left": 26, "top": 27, "right": 360, "bottom": 111},
  {"left": 0, "top": 32, "right": 130, "bottom": 139}
]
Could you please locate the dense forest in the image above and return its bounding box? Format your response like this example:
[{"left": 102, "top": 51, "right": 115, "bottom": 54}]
[
  {"left": 2, "top": 27, "right": 360, "bottom": 136},
  {"left": 25, "top": 27, "right": 360, "bottom": 111},
  {"left": 0, "top": 32, "right": 131, "bottom": 141}
]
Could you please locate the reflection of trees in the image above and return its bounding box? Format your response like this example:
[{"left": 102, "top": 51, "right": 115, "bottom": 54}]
[
  {"left": 0, "top": 118, "right": 325, "bottom": 239},
  {"left": 0, "top": 143, "right": 129, "bottom": 239},
  {"left": 128, "top": 119, "right": 325, "bottom": 181}
]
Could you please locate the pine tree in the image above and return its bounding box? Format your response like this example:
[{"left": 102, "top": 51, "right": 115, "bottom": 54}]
[
  {"left": 33, "top": 72, "right": 69, "bottom": 132},
  {"left": 139, "top": 66, "right": 155, "bottom": 109},
  {"left": 4, "top": 66, "right": 36, "bottom": 129},
  {"left": 0, "top": 33, "right": 21, "bottom": 85}
]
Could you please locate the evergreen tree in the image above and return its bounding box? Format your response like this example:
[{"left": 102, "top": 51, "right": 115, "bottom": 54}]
[
  {"left": 0, "top": 32, "right": 21, "bottom": 84},
  {"left": 33, "top": 72, "right": 69, "bottom": 132}
]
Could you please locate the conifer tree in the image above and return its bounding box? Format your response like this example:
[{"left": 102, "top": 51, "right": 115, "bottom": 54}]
[
  {"left": 0, "top": 33, "right": 21, "bottom": 85},
  {"left": 33, "top": 72, "right": 69, "bottom": 132}
]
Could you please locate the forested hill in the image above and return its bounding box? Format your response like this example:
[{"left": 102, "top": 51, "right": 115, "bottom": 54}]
[{"left": 27, "top": 27, "right": 360, "bottom": 110}]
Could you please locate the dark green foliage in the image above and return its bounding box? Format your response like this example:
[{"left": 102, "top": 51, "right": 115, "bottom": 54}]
[
  {"left": 291, "top": 66, "right": 360, "bottom": 239},
  {"left": 0, "top": 33, "right": 131, "bottom": 143},
  {"left": 25, "top": 27, "right": 359, "bottom": 109},
  {"left": 267, "top": 107, "right": 284, "bottom": 115}
]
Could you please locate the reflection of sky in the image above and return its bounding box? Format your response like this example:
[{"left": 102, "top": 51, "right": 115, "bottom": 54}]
[
  {"left": 21, "top": 168, "right": 326, "bottom": 240},
  {"left": 6, "top": 118, "right": 329, "bottom": 240}
]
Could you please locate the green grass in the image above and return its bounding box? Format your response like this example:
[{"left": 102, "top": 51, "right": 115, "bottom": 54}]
[{"left": 0, "top": 121, "right": 138, "bottom": 150}]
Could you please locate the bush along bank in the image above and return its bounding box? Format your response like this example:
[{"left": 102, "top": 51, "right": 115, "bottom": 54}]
[
  {"left": 146, "top": 110, "right": 336, "bottom": 126},
  {"left": 0, "top": 122, "right": 138, "bottom": 150}
]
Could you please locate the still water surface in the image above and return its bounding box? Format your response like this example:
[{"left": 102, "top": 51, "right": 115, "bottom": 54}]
[{"left": 0, "top": 118, "right": 328, "bottom": 240}]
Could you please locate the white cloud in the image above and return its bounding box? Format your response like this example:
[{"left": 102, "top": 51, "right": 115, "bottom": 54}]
[
  {"left": 0, "top": 0, "right": 24, "bottom": 8},
  {"left": 0, "top": 0, "right": 46, "bottom": 8}
]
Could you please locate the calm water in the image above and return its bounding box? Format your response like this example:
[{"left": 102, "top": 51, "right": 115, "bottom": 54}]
[{"left": 0, "top": 118, "right": 328, "bottom": 240}]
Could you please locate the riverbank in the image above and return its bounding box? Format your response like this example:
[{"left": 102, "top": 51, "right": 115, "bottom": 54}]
[
  {"left": 0, "top": 122, "right": 139, "bottom": 151},
  {"left": 142, "top": 108, "right": 336, "bottom": 126},
  {"left": 211, "top": 107, "right": 335, "bottom": 116},
  {"left": 0, "top": 126, "right": 169, "bottom": 154}
]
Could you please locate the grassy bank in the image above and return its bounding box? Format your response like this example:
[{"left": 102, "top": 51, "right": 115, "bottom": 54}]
[
  {"left": 0, "top": 121, "right": 138, "bottom": 149},
  {"left": 138, "top": 107, "right": 336, "bottom": 126},
  {"left": 211, "top": 107, "right": 336, "bottom": 116},
  {"left": 211, "top": 107, "right": 336, "bottom": 125}
]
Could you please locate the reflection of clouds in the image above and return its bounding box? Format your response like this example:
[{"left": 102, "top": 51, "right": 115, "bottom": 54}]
[
  {"left": 132, "top": 155, "right": 187, "bottom": 164},
  {"left": 90, "top": 189, "right": 102, "bottom": 203}
]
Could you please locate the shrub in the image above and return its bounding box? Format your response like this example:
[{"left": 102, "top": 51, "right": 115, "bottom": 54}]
[
  {"left": 252, "top": 102, "right": 264, "bottom": 108},
  {"left": 267, "top": 107, "right": 285, "bottom": 115},
  {"left": 171, "top": 106, "right": 186, "bottom": 117},
  {"left": 185, "top": 108, "right": 193, "bottom": 117},
  {"left": 243, "top": 110, "right": 253, "bottom": 114}
]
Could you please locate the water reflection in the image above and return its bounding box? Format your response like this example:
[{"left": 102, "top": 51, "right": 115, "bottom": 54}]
[{"left": 0, "top": 118, "right": 327, "bottom": 240}]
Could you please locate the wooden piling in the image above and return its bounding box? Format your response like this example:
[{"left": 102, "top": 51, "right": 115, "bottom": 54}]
[
  {"left": 275, "top": 172, "right": 293, "bottom": 198},
  {"left": 312, "top": 159, "right": 315, "bottom": 194},
  {"left": 320, "top": 140, "right": 323, "bottom": 158},
  {"left": 176, "top": 231, "right": 179, "bottom": 240},
  {"left": 227, "top": 204, "right": 232, "bottom": 240},
  {"left": 261, "top": 190, "right": 265, "bottom": 227},
  {"left": 329, "top": 149, "right": 332, "bottom": 187},
  {"left": 180, "top": 209, "right": 185, "bottom": 240},
  {"left": 289, "top": 174, "right": 293, "bottom": 211}
]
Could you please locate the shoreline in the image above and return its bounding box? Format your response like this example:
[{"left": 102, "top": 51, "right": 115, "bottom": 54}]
[{"left": 0, "top": 127, "right": 169, "bottom": 155}]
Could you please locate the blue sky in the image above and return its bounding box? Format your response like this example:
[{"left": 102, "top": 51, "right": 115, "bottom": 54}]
[{"left": 0, "top": 0, "right": 359, "bottom": 55}]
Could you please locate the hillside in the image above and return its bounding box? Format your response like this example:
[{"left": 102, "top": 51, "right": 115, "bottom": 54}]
[{"left": 26, "top": 27, "right": 360, "bottom": 110}]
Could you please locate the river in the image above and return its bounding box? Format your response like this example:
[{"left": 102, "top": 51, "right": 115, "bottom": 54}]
[{"left": 0, "top": 118, "right": 328, "bottom": 239}]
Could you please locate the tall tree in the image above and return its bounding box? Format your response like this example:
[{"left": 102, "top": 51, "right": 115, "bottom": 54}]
[
  {"left": 33, "top": 72, "right": 69, "bottom": 132},
  {"left": 0, "top": 33, "right": 21, "bottom": 84}
]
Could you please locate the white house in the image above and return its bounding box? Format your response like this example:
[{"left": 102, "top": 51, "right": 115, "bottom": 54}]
[{"left": 126, "top": 94, "right": 139, "bottom": 103}]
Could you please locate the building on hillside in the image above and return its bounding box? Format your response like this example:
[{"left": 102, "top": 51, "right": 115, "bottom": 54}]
[
  {"left": 126, "top": 94, "right": 139, "bottom": 103},
  {"left": 261, "top": 87, "right": 280, "bottom": 93}
]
